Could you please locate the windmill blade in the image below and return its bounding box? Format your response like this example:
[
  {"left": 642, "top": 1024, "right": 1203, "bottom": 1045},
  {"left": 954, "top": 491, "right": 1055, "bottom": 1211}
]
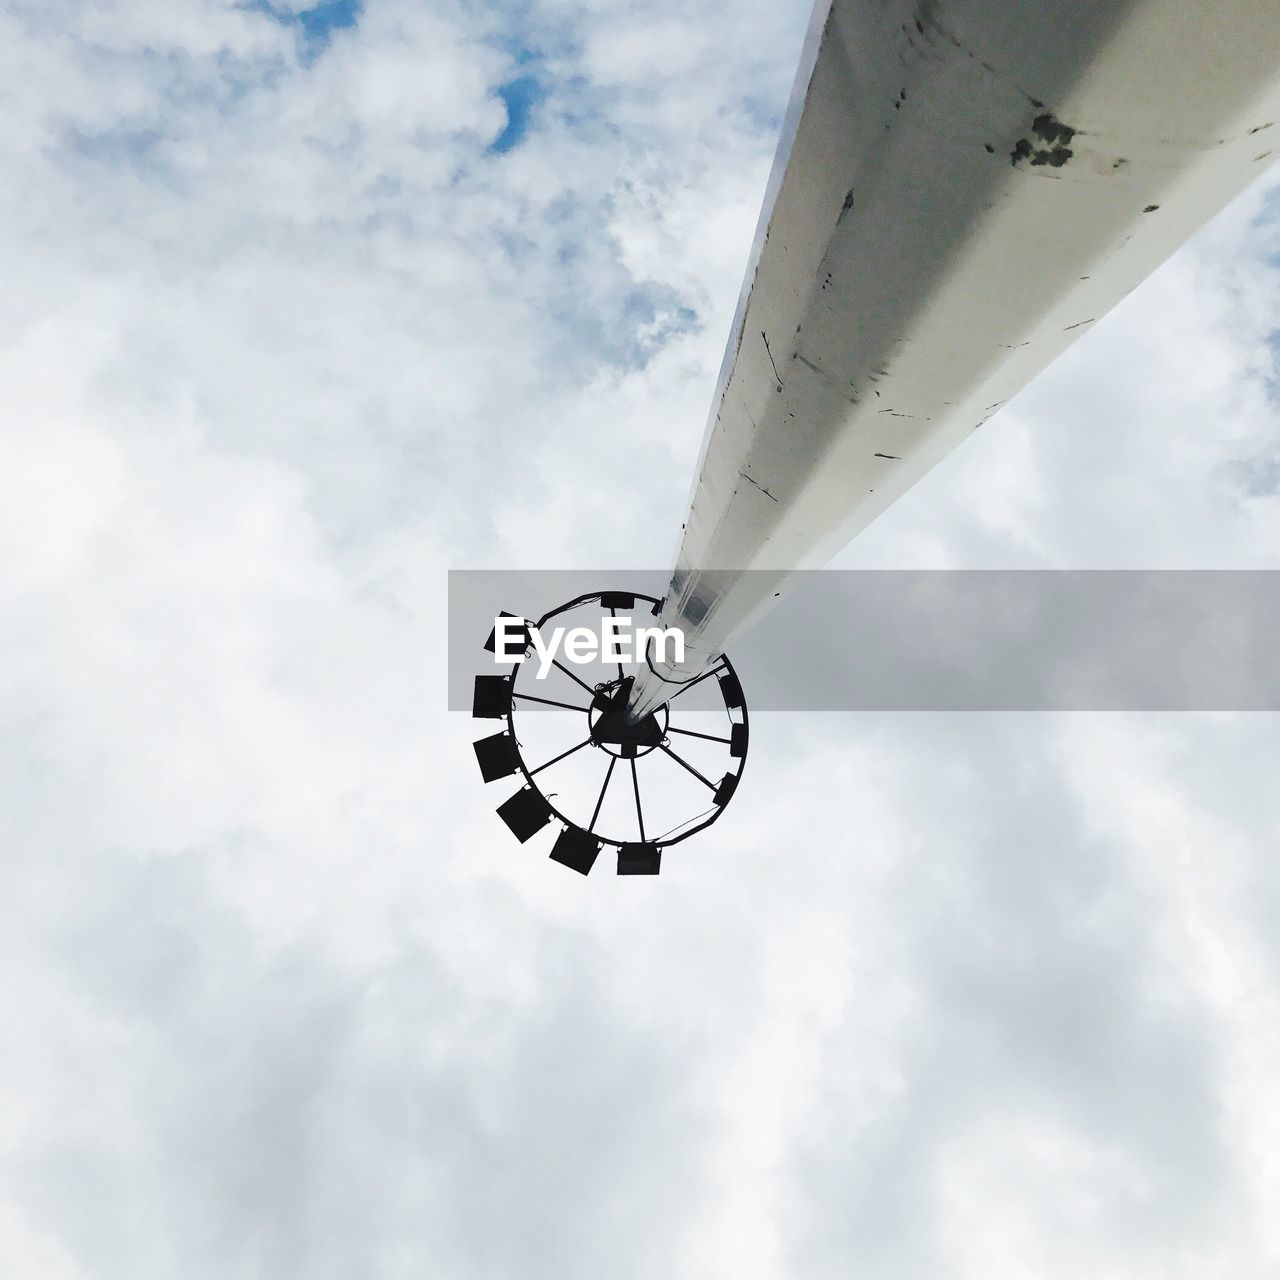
[{"left": 627, "top": 0, "right": 1280, "bottom": 720}]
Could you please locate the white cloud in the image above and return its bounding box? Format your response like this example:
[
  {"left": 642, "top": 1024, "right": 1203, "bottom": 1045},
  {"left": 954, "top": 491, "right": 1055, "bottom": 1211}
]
[{"left": 3, "top": 0, "right": 1280, "bottom": 1276}]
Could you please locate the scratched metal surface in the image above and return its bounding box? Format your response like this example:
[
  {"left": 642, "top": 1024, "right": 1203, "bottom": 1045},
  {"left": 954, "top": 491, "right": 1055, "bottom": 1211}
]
[{"left": 628, "top": 0, "right": 1280, "bottom": 718}]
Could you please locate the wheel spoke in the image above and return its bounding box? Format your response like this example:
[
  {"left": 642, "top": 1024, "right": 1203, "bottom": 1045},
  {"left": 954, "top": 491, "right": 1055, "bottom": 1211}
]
[
  {"left": 609, "top": 606, "right": 625, "bottom": 683},
  {"left": 664, "top": 662, "right": 726, "bottom": 703},
  {"left": 630, "top": 758, "right": 646, "bottom": 843},
  {"left": 550, "top": 657, "right": 596, "bottom": 695},
  {"left": 529, "top": 738, "right": 591, "bottom": 777},
  {"left": 589, "top": 757, "right": 616, "bottom": 832},
  {"left": 514, "top": 691, "right": 590, "bottom": 713},
  {"left": 666, "top": 725, "right": 731, "bottom": 745},
  {"left": 659, "top": 743, "right": 717, "bottom": 790}
]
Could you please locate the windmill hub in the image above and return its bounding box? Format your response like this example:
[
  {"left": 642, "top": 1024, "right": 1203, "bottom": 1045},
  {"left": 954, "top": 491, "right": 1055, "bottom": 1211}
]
[{"left": 588, "top": 681, "right": 668, "bottom": 758}]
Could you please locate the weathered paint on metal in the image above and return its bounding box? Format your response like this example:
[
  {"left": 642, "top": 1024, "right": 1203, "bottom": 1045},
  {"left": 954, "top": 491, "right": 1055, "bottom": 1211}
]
[{"left": 627, "top": 0, "right": 1280, "bottom": 719}]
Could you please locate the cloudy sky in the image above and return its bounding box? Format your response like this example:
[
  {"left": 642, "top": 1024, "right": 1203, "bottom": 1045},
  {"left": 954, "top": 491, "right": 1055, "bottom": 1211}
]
[{"left": 4, "top": 1, "right": 1280, "bottom": 1277}]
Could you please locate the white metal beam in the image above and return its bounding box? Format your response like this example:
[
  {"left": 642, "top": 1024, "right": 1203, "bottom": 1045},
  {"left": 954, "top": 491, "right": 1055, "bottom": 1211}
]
[{"left": 628, "top": 0, "right": 1280, "bottom": 719}]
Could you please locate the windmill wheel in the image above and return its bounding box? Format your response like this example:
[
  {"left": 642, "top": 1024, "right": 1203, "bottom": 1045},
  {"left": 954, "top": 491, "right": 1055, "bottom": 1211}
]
[{"left": 471, "top": 591, "right": 748, "bottom": 875}]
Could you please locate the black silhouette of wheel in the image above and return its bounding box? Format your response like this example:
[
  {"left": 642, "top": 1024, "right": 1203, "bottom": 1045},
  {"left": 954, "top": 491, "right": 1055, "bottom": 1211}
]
[{"left": 471, "top": 591, "right": 748, "bottom": 876}]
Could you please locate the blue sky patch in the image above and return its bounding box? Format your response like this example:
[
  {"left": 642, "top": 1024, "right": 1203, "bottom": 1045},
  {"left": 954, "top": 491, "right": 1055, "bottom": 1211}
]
[
  {"left": 246, "top": 0, "right": 361, "bottom": 55},
  {"left": 490, "top": 74, "right": 547, "bottom": 154},
  {"left": 297, "top": 0, "right": 360, "bottom": 45}
]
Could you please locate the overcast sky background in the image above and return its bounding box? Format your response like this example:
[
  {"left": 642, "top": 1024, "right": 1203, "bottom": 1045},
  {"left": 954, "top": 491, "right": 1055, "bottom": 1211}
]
[{"left": 4, "top": 1, "right": 1280, "bottom": 1277}]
